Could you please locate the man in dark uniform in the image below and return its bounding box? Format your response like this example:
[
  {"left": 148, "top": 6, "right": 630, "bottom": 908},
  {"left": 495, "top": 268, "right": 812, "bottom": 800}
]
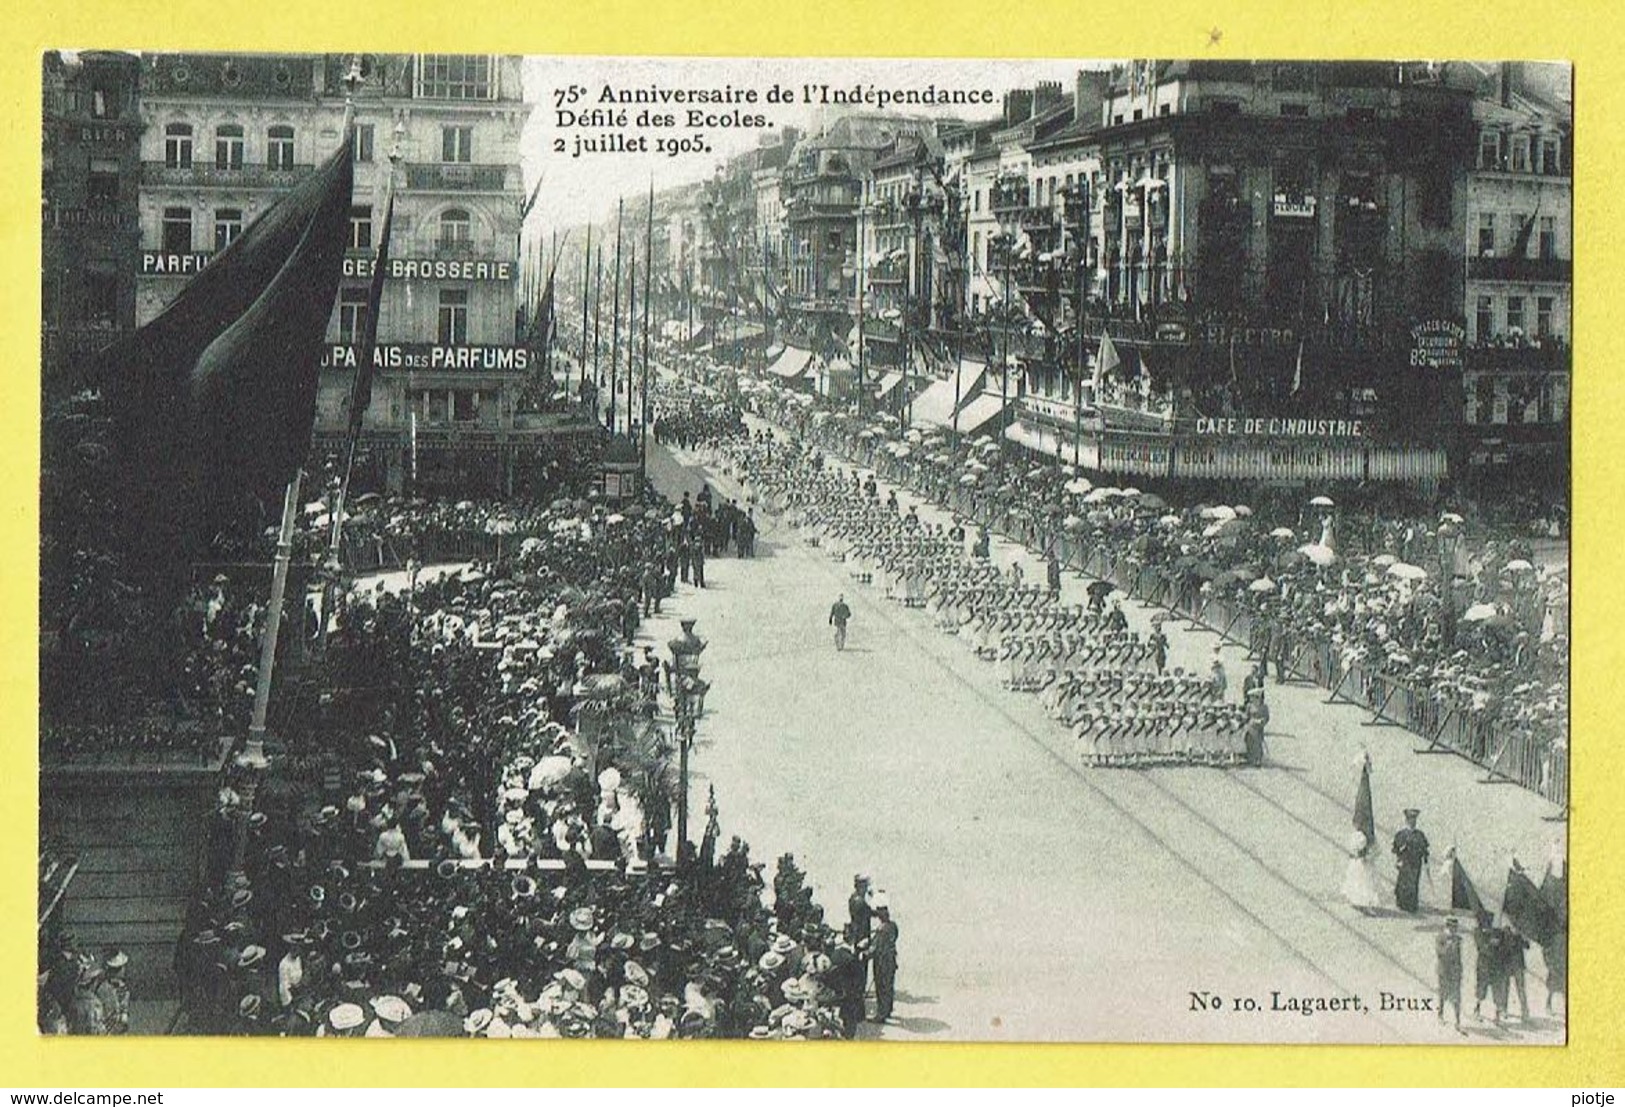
[
  {"left": 846, "top": 874, "right": 872, "bottom": 993},
  {"left": 826, "top": 935, "right": 866, "bottom": 1039},
  {"left": 1391, "top": 808, "right": 1430, "bottom": 914},
  {"left": 1045, "top": 551, "right": 1062, "bottom": 598},
  {"left": 869, "top": 902, "right": 899, "bottom": 1023}
]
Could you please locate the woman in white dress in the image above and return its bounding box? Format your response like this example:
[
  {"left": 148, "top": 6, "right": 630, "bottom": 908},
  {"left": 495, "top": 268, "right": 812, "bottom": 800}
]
[{"left": 1341, "top": 830, "right": 1382, "bottom": 914}]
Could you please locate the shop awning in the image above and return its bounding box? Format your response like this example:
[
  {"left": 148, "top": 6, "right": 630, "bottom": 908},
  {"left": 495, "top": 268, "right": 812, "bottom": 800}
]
[
  {"left": 952, "top": 357, "right": 988, "bottom": 402},
  {"left": 874, "top": 371, "right": 904, "bottom": 399},
  {"left": 768, "top": 345, "right": 815, "bottom": 379},
  {"left": 954, "top": 392, "right": 1009, "bottom": 437},
  {"left": 908, "top": 378, "right": 960, "bottom": 428}
]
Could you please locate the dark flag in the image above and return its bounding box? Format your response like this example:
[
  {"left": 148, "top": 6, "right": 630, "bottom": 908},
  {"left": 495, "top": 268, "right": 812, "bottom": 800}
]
[
  {"left": 1353, "top": 753, "right": 1376, "bottom": 849},
  {"left": 1503, "top": 864, "right": 1560, "bottom": 946},
  {"left": 1540, "top": 861, "right": 1568, "bottom": 927},
  {"left": 344, "top": 189, "right": 395, "bottom": 444},
  {"left": 1450, "top": 853, "right": 1486, "bottom": 917},
  {"left": 97, "top": 128, "right": 356, "bottom": 551}
]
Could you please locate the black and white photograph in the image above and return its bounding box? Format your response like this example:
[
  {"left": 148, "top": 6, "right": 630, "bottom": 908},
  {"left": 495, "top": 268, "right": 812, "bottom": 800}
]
[{"left": 38, "top": 52, "right": 1570, "bottom": 1044}]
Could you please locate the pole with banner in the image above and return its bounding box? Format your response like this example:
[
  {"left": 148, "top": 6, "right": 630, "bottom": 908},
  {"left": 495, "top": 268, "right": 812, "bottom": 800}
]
[
  {"left": 609, "top": 198, "right": 624, "bottom": 434},
  {"left": 579, "top": 222, "right": 592, "bottom": 393},
  {"left": 640, "top": 178, "right": 654, "bottom": 486},
  {"left": 319, "top": 117, "right": 400, "bottom": 652}
]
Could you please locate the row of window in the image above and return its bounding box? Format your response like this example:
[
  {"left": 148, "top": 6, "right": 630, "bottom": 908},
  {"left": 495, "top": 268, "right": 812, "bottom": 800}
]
[
  {"left": 1474, "top": 211, "right": 1562, "bottom": 259},
  {"left": 338, "top": 287, "right": 470, "bottom": 345},
  {"left": 1473, "top": 293, "right": 1562, "bottom": 340},
  {"left": 161, "top": 120, "right": 475, "bottom": 170},
  {"left": 1477, "top": 131, "right": 1564, "bottom": 176},
  {"left": 156, "top": 203, "right": 480, "bottom": 254}
]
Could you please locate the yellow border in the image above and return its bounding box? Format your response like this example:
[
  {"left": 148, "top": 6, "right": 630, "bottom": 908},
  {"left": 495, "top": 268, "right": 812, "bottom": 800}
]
[{"left": 4, "top": 0, "right": 1620, "bottom": 1087}]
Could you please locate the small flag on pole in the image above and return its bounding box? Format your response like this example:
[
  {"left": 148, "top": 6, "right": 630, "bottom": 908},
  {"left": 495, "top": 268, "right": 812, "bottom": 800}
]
[
  {"left": 1093, "top": 329, "right": 1120, "bottom": 397},
  {"left": 1353, "top": 752, "right": 1376, "bottom": 849},
  {"left": 1450, "top": 851, "right": 1486, "bottom": 918},
  {"left": 1503, "top": 863, "right": 1560, "bottom": 945}
]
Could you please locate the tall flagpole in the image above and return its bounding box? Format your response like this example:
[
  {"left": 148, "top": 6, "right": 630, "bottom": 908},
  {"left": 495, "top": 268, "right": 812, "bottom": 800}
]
[
  {"left": 609, "top": 199, "right": 624, "bottom": 435},
  {"left": 579, "top": 223, "right": 592, "bottom": 390},
  {"left": 231, "top": 56, "right": 363, "bottom": 882},
  {"left": 591, "top": 242, "right": 603, "bottom": 408},
  {"left": 640, "top": 179, "right": 654, "bottom": 485},
  {"left": 320, "top": 116, "right": 400, "bottom": 654},
  {"left": 626, "top": 245, "right": 637, "bottom": 440}
]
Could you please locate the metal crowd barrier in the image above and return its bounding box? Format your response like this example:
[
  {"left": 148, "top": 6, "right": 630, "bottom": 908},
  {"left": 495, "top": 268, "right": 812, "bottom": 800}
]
[{"left": 820, "top": 433, "right": 1567, "bottom": 811}]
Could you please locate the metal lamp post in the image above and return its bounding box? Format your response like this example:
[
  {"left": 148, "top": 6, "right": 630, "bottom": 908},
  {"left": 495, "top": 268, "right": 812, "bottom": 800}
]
[{"left": 666, "top": 618, "right": 706, "bottom": 869}]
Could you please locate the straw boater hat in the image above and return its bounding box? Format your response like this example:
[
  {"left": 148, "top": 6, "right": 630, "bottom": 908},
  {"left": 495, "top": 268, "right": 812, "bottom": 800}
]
[{"left": 328, "top": 1003, "right": 366, "bottom": 1031}]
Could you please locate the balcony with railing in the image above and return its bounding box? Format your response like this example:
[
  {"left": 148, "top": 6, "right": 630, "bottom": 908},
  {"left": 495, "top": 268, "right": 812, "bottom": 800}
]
[
  {"left": 989, "top": 181, "right": 1032, "bottom": 215},
  {"left": 141, "top": 161, "right": 314, "bottom": 189},
  {"left": 405, "top": 162, "right": 510, "bottom": 192},
  {"left": 1467, "top": 254, "right": 1572, "bottom": 283},
  {"left": 432, "top": 236, "right": 478, "bottom": 257}
]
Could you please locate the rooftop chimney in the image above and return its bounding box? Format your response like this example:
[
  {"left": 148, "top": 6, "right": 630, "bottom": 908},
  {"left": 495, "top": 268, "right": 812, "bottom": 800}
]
[{"left": 1004, "top": 88, "right": 1034, "bottom": 127}]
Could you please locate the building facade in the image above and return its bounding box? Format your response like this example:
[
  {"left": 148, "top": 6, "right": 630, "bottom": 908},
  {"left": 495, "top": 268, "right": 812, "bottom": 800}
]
[
  {"left": 133, "top": 52, "right": 535, "bottom": 495},
  {"left": 1457, "top": 62, "right": 1571, "bottom": 482},
  {"left": 42, "top": 50, "right": 143, "bottom": 395}
]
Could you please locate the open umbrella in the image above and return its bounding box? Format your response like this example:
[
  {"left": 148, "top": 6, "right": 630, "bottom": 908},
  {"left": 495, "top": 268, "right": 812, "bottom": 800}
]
[
  {"left": 1462, "top": 603, "right": 1498, "bottom": 622},
  {"left": 960, "top": 473, "right": 979, "bottom": 486},
  {"left": 1503, "top": 559, "right": 1534, "bottom": 572},
  {"left": 1158, "top": 514, "right": 1182, "bottom": 527},
  {"left": 1232, "top": 504, "right": 1252, "bottom": 517},
  {"left": 1309, "top": 495, "right": 1335, "bottom": 508},
  {"left": 1386, "top": 562, "right": 1428, "bottom": 581},
  {"left": 1063, "top": 514, "right": 1085, "bottom": 531},
  {"left": 1249, "top": 577, "right": 1277, "bottom": 593},
  {"left": 1371, "top": 554, "right": 1398, "bottom": 567},
  {"left": 1064, "top": 477, "right": 1094, "bottom": 495},
  {"left": 1269, "top": 526, "right": 1295, "bottom": 539},
  {"left": 1440, "top": 511, "right": 1465, "bottom": 524},
  {"left": 1297, "top": 543, "right": 1337, "bottom": 567},
  {"left": 1200, "top": 505, "right": 1237, "bottom": 521}
]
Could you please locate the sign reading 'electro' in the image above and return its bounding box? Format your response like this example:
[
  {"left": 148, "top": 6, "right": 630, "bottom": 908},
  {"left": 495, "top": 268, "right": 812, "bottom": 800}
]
[{"left": 322, "top": 344, "right": 533, "bottom": 371}]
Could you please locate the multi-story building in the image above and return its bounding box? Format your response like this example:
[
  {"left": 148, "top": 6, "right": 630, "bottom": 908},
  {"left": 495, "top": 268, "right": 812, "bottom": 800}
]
[
  {"left": 42, "top": 50, "right": 143, "bottom": 395},
  {"left": 997, "top": 61, "right": 1476, "bottom": 486},
  {"left": 1457, "top": 62, "right": 1571, "bottom": 484},
  {"left": 134, "top": 52, "right": 535, "bottom": 495},
  {"left": 783, "top": 114, "right": 937, "bottom": 341}
]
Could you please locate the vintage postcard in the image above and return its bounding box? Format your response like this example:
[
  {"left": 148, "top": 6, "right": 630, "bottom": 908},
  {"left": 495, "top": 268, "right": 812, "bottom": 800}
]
[{"left": 38, "top": 51, "right": 1569, "bottom": 1045}]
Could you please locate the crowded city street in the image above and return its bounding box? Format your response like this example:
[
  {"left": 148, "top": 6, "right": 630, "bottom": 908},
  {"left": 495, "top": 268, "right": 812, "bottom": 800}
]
[
  {"left": 632, "top": 397, "right": 1565, "bottom": 1043},
  {"left": 38, "top": 53, "right": 1571, "bottom": 1051}
]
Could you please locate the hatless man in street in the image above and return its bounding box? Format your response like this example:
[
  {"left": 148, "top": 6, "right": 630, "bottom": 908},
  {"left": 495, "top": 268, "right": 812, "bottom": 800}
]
[{"left": 829, "top": 594, "right": 852, "bottom": 652}]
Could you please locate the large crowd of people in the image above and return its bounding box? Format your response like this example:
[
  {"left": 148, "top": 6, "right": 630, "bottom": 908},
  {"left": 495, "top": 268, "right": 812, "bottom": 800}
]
[
  {"left": 142, "top": 470, "right": 892, "bottom": 1039},
  {"left": 735, "top": 384, "right": 1567, "bottom": 801},
  {"left": 709, "top": 433, "right": 1269, "bottom": 768}
]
